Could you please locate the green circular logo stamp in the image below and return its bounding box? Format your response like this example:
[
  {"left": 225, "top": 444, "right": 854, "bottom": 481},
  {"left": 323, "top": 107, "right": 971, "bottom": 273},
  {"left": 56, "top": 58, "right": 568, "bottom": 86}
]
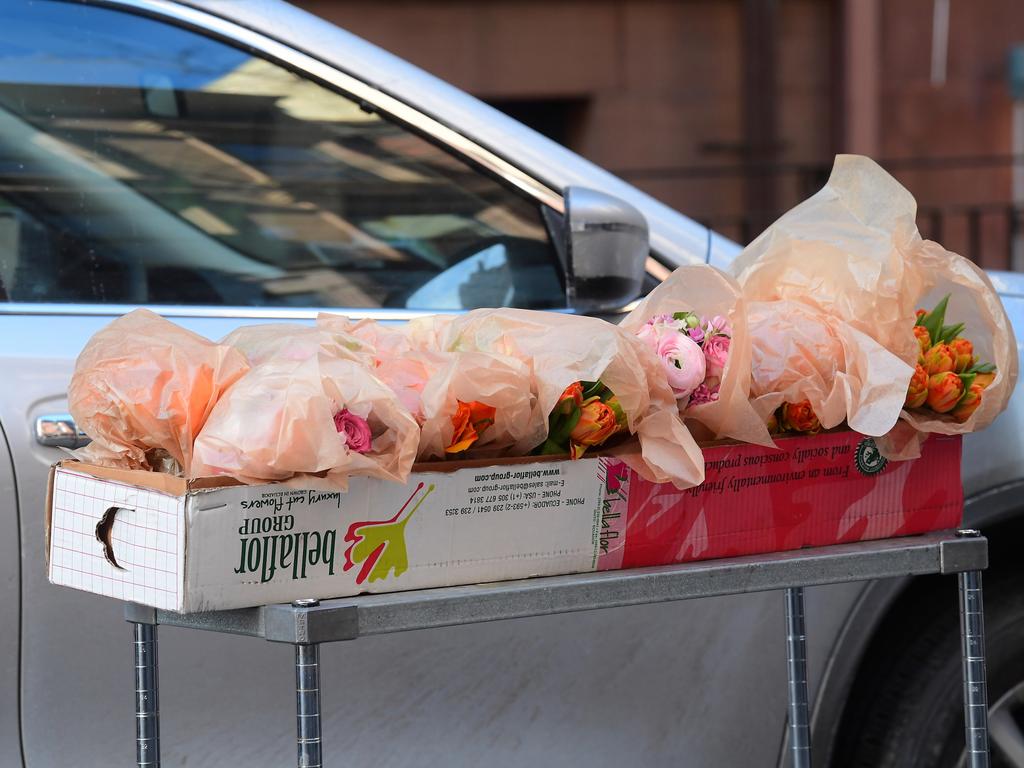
[{"left": 855, "top": 437, "right": 888, "bottom": 476}]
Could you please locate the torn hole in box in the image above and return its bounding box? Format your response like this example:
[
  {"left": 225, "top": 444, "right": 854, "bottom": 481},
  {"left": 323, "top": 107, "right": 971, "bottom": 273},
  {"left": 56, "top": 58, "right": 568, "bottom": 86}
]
[{"left": 95, "top": 506, "right": 130, "bottom": 570}]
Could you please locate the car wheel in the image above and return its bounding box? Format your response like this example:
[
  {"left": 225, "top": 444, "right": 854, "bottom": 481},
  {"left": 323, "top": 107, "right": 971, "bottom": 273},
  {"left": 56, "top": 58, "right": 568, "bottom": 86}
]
[{"left": 837, "top": 572, "right": 1024, "bottom": 768}]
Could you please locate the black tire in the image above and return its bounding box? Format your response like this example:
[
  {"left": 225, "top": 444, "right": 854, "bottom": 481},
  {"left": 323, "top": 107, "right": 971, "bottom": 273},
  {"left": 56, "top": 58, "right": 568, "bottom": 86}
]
[{"left": 836, "top": 571, "right": 1024, "bottom": 768}]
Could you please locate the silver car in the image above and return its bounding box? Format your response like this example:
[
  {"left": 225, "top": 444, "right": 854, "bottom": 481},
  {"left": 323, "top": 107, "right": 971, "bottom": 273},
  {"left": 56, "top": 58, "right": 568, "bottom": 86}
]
[{"left": 2, "top": 1, "right": 1023, "bottom": 766}]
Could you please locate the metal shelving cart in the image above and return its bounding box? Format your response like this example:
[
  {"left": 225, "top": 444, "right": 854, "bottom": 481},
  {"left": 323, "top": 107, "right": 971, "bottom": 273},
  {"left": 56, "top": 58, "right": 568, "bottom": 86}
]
[{"left": 124, "top": 529, "right": 992, "bottom": 768}]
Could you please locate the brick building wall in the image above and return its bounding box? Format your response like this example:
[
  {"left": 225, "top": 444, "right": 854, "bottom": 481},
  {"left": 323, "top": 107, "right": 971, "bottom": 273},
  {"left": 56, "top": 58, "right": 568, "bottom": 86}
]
[{"left": 299, "top": 0, "right": 1024, "bottom": 267}]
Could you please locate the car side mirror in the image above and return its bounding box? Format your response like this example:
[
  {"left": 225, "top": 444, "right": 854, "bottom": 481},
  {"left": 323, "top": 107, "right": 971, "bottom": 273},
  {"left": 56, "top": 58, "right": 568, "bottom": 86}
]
[{"left": 564, "top": 186, "right": 649, "bottom": 313}]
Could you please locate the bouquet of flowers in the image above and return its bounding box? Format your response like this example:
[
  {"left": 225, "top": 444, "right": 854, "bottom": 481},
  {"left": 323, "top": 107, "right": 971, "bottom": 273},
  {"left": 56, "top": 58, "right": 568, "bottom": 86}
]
[
  {"left": 744, "top": 298, "right": 911, "bottom": 437},
  {"left": 431, "top": 308, "right": 704, "bottom": 487},
  {"left": 317, "top": 314, "right": 547, "bottom": 463},
  {"left": 731, "top": 156, "right": 950, "bottom": 441},
  {"left": 192, "top": 328, "right": 419, "bottom": 489},
  {"left": 731, "top": 155, "right": 1017, "bottom": 451},
  {"left": 415, "top": 349, "right": 544, "bottom": 462},
  {"left": 880, "top": 246, "right": 1017, "bottom": 458},
  {"left": 69, "top": 309, "right": 250, "bottom": 474},
  {"left": 634, "top": 312, "right": 731, "bottom": 407},
  {"left": 903, "top": 295, "right": 996, "bottom": 423},
  {"left": 535, "top": 381, "right": 627, "bottom": 459},
  {"left": 619, "top": 265, "right": 771, "bottom": 446}
]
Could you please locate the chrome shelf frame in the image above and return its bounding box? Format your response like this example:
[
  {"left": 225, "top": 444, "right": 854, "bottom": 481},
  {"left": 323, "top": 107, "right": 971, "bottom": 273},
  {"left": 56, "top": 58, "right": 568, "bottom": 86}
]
[{"left": 124, "top": 530, "right": 991, "bottom": 768}]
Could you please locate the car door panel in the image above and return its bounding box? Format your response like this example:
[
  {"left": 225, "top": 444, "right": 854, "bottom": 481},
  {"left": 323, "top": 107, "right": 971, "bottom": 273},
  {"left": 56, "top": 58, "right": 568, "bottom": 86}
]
[
  {"left": 0, "top": 2, "right": 870, "bottom": 765},
  {"left": 0, "top": 419, "right": 23, "bottom": 767}
]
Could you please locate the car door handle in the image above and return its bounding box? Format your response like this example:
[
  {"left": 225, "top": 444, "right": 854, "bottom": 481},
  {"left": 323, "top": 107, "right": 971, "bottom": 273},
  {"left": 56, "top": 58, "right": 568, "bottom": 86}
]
[{"left": 35, "top": 414, "right": 91, "bottom": 449}]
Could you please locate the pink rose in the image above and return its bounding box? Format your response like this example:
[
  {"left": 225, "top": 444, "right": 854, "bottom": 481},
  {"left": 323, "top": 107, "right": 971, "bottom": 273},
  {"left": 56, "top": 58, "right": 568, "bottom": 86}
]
[
  {"left": 656, "top": 332, "right": 706, "bottom": 399},
  {"left": 334, "top": 409, "right": 372, "bottom": 453},
  {"left": 703, "top": 334, "right": 730, "bottom": 379}
]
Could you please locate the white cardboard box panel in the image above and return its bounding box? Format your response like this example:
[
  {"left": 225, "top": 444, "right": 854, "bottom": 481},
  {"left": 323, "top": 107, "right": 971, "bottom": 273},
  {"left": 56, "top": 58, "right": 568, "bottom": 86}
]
[
  {"left": 48, "top": 467, "right": 186, "bottom": 610},
  {"left": 47, "top": 458, "right": 607, "bottom": 612}
]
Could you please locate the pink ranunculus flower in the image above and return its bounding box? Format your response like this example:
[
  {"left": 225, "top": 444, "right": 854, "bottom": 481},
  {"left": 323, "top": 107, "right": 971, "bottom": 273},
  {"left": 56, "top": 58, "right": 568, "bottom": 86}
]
[
  {"left": 656, "top": 332, "right": 706, "bottom": 399},
  {"left": 635, "top": 322, "right": 658, "bottom": 348},
  {"left": 333, "top": 409, "right": 372, "bottom": 453},
  {"left": 703, "top": 333, "right": 731, "bottom": 379},
  {"left": 637, "top": 314, "right": 683, "bottom": 347}
]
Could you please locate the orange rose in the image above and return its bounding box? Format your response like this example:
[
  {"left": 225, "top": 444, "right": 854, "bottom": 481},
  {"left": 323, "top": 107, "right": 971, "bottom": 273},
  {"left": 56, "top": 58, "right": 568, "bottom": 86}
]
[
  {"left": 926, "top": 372, "right": 965, "bottom": 413},
  {"left": 915, "top": 309, "right": 927, "bottom": 321},
  {"left": 952, "top": 383, "right": 983, "bottom": 423},
  {"left": 974, "top": 371, "right": 996, "bottom": 390},
  {"left": 923, "top": 342, "right": 956, "bottom": 376},
  {"left": 445, "top": 400, "right": 496, "bottom": 454},
  {"left": 948, "top": 338, "right": 974, "bottom": 373},
  {"left": 905, "top": 364, "right": 929, "bottom": 409},
  {"left": 569, "top": 399, "right": 621, "bottom": 459},
  {"left": 781, "top": 400, "right": 821, "bottom": 434},
  {"left": 913, "top": 325, "right": 931, "bottom": 357}
]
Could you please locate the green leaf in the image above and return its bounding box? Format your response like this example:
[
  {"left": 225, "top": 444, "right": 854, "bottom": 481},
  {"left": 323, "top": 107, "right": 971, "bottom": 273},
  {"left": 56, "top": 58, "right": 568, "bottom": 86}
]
[
  {"left": 968, "top": 361, "right": 997, "bottom": 374},
  {"left": 672, "top": 311, "right": 699, "bottom": 328},
  {"left": 581, "top": 380, "right": 604, "bottom": 400},
  {"left": 536, "top": 439, "right": 568, "bottom": 456},
  {"left": 548, "top": 408, "right": 581, "bottom": 445},
  {"left": 956, "top": 372, "right": 977, "bottom": 404},
  {"left": 938, "top": 322, "right": 965, "bottom": 344},
  {"left": 921, "top": 294, "right": 950, "bottom": 346}
]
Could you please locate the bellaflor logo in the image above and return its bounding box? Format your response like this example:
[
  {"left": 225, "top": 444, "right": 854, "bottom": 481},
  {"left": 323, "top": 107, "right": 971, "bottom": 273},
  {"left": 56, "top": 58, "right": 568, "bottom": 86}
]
[{"left": 234, "top": 513, "right": 337, "bottom": 583}]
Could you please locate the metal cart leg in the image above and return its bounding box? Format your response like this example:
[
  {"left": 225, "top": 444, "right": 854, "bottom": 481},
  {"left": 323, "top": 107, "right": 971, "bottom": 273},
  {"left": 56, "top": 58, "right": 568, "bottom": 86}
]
[
  {"left": 784, "top": 586, "right": 812, "bottom": 768},
  {"left": 133, "top": 622, "right": 160, "bottom": 768},
  {"left": 294, "top": 600, "right": 323, "bottom": 768},
  {"left": 959, "top": 567, "right": 991, "bottom": 767}
]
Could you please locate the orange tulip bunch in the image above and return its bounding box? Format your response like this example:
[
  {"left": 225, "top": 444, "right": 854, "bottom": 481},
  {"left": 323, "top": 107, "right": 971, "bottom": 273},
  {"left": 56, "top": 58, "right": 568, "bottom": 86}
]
[
  {"left": 535, "top": 381, "right": 628, "bottom": 459},
  {"left": 904, "top": 295, "right": 996, "bottom": 423}
]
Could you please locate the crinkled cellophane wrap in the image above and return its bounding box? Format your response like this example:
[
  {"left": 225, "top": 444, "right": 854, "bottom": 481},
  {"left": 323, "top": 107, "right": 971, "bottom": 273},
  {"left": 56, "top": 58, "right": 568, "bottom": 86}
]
[
  {"left": 422, "top": 308, "right": 705, "bottom": 488},
  {"left": 879, "top": 240, "right": 1019, "bottom": 458},
  {"left": 745, "top": 300, "right": 913, "bottom": 436},
  {"left": 69, "top": 308, "right": 249, "bottom": 474},
  {"left": 731, "top": 154, "right": 1017, "bottom": 455},
  {"left": 317, "top": 314, "right": 546, "bottom": 462},
  {"left": 191, "top": 324, "right": 418, "bottom": 489}
]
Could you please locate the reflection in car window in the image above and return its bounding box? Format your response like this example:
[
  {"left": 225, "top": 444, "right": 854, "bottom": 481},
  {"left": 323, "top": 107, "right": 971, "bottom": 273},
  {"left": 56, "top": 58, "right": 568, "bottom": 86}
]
[{"left": 0, "top": 1, "right": 564, "bottom": 310}]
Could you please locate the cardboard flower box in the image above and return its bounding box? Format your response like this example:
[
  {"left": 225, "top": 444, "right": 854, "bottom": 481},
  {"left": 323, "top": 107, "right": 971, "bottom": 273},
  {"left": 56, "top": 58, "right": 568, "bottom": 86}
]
[{"left": 45, "top": 430, "right": 962, "bottom": 613}]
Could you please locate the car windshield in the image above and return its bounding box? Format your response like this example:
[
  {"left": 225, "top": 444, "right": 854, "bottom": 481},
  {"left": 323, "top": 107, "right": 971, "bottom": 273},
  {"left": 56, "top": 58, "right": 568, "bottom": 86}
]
[{"left": 0, "top": 1, "right": 565, "bottom": 310}]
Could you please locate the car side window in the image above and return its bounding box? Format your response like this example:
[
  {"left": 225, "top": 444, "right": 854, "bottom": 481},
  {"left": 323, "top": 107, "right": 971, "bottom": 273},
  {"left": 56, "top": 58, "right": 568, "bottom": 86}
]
[{"left": 0, "top": 1, "right": 565, "bottom": 311}]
